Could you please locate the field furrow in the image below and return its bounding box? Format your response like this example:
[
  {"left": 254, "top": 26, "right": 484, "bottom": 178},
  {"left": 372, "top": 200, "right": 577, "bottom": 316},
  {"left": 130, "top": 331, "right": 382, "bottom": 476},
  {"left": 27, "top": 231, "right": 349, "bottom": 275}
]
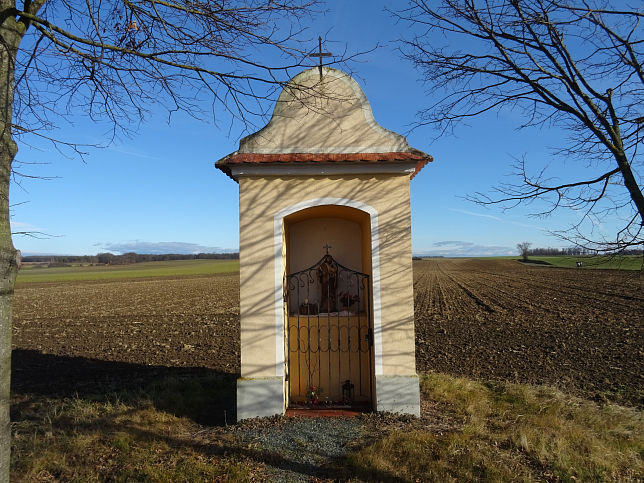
[
  {"left": 412, "top": 259, "right": 643, "bottom": 406},
  {"left": 10, "top": 259, "right": 643, "bottom": 408}
]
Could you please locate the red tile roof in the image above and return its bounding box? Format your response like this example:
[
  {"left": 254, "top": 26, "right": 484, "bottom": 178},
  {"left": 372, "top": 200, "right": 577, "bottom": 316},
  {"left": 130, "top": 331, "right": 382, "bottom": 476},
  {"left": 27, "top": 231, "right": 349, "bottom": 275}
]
[{"left": 216, "top": 150, "right": 432, "bottom": 181}]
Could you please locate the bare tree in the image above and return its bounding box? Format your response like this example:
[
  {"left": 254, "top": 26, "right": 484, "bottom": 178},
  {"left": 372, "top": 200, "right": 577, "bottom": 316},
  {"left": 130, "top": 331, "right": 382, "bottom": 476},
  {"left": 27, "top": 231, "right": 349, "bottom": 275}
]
[
  {"left": 0, "top": 1, "right": 355, "bottom": 479},
  {"left": 517, "top": 241, "right": 531, "bottom": 261},
  {"left": 395, "top": 0, "right": 643, "bottom": 253}
]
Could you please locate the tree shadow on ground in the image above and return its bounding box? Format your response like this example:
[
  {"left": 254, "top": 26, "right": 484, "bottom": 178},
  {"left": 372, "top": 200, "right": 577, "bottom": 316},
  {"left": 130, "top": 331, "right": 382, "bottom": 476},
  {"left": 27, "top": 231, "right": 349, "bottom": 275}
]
[
  {"left": 11, "top": 349, "right": 405, "bottom": 481},
  {"left": 518, "top": 258, "right": 552, "bottom": 266},
  {"left": 11, "top": 349, "right": 237, "bottom": 425}
]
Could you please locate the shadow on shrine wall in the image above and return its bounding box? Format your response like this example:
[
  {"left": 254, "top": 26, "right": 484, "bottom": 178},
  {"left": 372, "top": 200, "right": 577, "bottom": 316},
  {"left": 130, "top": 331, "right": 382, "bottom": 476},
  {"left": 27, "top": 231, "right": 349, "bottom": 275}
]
[
  {"left": 238, "top": 174, "right": 420, "bottom": 378},
  {"left": 11, "top": 349, "right": 237, "bottom": 426}
]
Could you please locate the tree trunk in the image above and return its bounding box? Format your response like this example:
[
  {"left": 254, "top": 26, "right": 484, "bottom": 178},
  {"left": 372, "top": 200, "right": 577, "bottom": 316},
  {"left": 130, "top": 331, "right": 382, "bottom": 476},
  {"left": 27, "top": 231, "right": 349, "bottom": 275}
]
[
  {"left": 0, "top": 167, "right": 17, "bottom": 483},
  {"left": 0, "top": 6, "right": 21, "bottom": 481}
]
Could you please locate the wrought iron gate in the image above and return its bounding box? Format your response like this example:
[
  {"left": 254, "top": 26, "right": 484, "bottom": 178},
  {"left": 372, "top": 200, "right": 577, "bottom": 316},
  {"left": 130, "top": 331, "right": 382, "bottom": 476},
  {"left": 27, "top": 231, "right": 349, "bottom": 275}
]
[{"left": 285, "top": 253, "right": 373, "bottom": 407}]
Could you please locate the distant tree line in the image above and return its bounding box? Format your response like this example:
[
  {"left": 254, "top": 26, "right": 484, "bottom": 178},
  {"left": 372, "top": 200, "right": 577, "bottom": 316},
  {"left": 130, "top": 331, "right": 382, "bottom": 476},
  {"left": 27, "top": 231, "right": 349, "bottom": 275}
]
[
  {"left": 22, "top": 252, "right": 239, "bottom": 265},
  {"left": 527, "top": 247, "right": 642, "bottom": 257}
]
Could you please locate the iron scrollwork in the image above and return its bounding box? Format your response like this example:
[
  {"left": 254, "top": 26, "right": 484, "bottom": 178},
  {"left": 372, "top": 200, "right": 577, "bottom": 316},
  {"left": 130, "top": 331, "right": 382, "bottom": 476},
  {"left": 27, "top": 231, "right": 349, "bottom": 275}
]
[{"left": 285, "top": 253, "right": 373, "bottom": 407}]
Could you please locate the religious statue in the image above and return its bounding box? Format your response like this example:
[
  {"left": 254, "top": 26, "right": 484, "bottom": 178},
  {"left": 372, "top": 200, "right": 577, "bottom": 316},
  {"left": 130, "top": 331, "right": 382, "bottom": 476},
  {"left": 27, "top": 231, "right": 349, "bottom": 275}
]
[{"left": 317, "top": 254, "right": 337, "bottom": 313}]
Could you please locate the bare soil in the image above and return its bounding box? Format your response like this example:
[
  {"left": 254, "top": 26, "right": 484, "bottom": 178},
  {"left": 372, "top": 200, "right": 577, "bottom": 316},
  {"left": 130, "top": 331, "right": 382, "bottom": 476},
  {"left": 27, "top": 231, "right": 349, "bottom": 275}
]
[
  {"left": 11, "top": 274, "right": 240, "bottom": 406},
  {"left": 414, "top": 259, "right": 643, "bottom": 406},
  {"left": 11, "top": 260, "right": 643, "bottom": 407}
]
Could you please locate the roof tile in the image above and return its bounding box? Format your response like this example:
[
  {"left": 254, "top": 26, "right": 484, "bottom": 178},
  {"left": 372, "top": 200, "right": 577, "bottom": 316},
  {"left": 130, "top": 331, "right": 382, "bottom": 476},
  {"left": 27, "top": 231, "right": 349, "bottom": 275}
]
[{"left": 216, "top": 150, "right": 432, "bottom": 181}]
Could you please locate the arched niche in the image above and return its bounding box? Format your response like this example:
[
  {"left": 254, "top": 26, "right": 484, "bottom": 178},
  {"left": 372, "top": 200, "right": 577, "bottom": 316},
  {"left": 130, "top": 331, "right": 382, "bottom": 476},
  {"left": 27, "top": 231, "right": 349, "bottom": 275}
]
[{"left": 284, "top": 204, "right": 372, "bottom": 278}]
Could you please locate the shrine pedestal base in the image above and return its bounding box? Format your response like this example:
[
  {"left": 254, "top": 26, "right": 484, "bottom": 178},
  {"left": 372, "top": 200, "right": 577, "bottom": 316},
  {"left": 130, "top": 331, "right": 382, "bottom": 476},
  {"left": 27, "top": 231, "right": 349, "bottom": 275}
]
[
  {"left": 237, "top": 376, "right": 284, "bottom": 421},
  {"left": 375, "top": 374, "right": 421, "bottom": 417}
]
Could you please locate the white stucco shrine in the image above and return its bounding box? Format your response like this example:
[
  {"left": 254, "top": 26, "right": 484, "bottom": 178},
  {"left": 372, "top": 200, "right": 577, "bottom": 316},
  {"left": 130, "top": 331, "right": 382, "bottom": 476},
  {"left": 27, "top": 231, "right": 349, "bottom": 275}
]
[{"left": 216, "top": 67, "right": 432, "bottom": 420}]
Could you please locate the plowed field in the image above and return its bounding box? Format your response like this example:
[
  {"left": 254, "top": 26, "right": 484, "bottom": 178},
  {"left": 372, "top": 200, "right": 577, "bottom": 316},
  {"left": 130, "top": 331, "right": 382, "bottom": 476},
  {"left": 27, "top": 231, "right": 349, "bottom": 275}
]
[
  {"left": 11, "top": 274, "right": 240, "bottom": 397},
  {"left": 414, "top": 259, "right": 643, "bottom": 405},
  {"left": 11, "top": 259, "right": 643, "bottom": 406}
]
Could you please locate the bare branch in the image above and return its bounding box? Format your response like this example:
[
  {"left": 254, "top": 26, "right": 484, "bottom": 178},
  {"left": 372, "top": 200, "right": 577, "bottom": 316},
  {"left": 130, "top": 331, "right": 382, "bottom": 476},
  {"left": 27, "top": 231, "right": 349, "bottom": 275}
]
[{"left": 397, "top": 0, "right": 643, "bottom": 252}]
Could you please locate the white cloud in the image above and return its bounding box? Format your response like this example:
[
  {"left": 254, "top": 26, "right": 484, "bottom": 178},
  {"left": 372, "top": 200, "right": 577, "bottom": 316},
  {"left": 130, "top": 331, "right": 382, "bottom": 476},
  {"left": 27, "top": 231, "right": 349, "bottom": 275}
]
[
  {"left": 448, "top": 208, "right": 502, "bottom": 221},
  {"left": 449, "top": 207, "right": 548, "bottom": 232},
  {"left": 98, "top": 240, "right": 236, "bottom": 254},
  {"left": 10, "top": 221, "right": 34, "bottom": 229},
  {"left": 10, "top": 221, "right": 47, "bottom": 233},
  {"left": 107, "top": 145, "right": 161, "bottom": 160},
  {"left": 416, "top": 240, "right": 515, "bottom": 257}
]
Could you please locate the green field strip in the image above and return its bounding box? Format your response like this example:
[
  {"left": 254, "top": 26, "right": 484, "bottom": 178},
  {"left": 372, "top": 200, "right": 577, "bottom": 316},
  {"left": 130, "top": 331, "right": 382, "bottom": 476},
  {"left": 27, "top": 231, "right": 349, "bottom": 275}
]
[
  {"left": 525, "top": 255, "right": 642, "bottom": 270},
  {"left": 438, "top": 255, "right": 643, "bottom": 270},
  {"left": 17, "top": 259, "right": 240, "bottom": 283}
]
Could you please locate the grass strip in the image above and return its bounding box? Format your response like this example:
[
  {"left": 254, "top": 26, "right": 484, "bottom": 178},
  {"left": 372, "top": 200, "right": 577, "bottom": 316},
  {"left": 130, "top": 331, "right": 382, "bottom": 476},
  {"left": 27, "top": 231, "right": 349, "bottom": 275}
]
[
  {"left": 11, "top": 375, "right": 252, "bottom": 482},
  {"left": 17, "top": 259, "right": 240, "bottom": 283},
  {"left": 343, "top": 373, "right": 643, "bottom": 482},
  {"left": 479, "top": 255, "right": 643, "bottom": 270},
  {"left": 12, "top": 372, "right": 642, "bottom": 481}
]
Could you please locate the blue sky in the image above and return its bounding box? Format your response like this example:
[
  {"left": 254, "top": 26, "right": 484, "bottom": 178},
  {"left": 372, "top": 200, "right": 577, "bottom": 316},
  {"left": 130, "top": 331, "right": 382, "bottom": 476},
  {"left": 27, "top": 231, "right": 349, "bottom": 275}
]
[{"left": 10, "top": 1, "right": 597, "bottom": 257}]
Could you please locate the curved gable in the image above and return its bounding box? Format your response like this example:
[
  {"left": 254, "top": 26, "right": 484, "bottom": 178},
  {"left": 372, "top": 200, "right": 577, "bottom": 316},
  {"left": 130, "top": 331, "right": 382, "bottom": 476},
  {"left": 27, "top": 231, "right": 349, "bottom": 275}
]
[{"left": 238, "top": 68, "right": 411, "bottom": 154}]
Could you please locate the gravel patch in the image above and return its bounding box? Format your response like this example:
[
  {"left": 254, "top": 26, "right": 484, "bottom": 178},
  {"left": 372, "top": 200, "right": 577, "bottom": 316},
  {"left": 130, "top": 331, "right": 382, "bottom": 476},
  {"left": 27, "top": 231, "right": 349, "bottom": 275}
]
[{"left": 236, "top": 416, "right": 365, "bottom": 482}]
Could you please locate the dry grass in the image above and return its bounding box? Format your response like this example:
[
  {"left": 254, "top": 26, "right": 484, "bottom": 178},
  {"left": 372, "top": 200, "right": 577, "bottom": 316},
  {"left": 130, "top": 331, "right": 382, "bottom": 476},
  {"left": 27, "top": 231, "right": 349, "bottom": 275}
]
[
  {"left": 11, "top": 376, "right": 252, "bottom": 482},
  {"left": 12, "top": 373, "right": 642, "bottom": 481},
  {"left": 343, "top": 373, "right": 643, "bottom": 482}
]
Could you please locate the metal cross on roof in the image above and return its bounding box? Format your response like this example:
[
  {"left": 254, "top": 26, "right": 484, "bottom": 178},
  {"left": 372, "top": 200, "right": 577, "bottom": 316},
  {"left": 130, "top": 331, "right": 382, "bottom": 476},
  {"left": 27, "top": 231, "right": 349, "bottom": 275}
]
[
  {"left": 308, "top": 36, "right": 332, "bottom": 79},
  {"left": 323, "top": 243, "right": 332, "bottom": 254}
]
